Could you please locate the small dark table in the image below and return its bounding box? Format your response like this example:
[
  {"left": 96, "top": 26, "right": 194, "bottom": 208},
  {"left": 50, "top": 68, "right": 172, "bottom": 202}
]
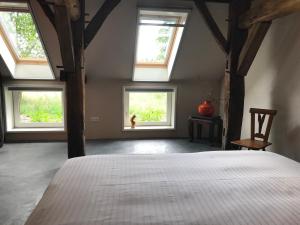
[{"left": 188, "top": 115, "right": 223, "bottom": 145}]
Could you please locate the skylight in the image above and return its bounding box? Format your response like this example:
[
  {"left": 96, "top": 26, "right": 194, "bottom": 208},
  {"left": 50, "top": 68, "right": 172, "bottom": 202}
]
[
  {"left": 0, "top": 11, "right": 46, "bottom": 61},
  {"left": 136, "top": 16, "right": 179, "bottom": 65},
  {"left": 133, "top": 9, "right": 189, "bottom": 82},
  {"left": 0, "top": 2, "right": 54, "bottom": 80}
]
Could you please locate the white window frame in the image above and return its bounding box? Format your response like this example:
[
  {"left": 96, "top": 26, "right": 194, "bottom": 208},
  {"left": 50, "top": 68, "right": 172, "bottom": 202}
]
[
  {"left": 4, "top": 84, "right": 65, "bottom": 131},
  {"left": 123, "top": 86, "right": 176, "bottom": 129}
]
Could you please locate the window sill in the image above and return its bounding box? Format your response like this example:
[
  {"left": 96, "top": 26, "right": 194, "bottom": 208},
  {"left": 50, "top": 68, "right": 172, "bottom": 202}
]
[
  {"left": 123, "top": 126, "right": 175, "bottom": 131},
  {"left": 6, "top": 128, "right": 65, "bottom": 133}
]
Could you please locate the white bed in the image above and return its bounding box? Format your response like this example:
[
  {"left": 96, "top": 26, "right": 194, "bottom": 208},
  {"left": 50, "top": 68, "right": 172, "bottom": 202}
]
[{"left": 25, "top": 151, "right": 300, "bottom": 225}]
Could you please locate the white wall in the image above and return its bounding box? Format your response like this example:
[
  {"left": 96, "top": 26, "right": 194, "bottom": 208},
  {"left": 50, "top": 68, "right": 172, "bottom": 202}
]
[
  {"left": 242, "top": 13, "right": 300, "bottom": 162},
  {"left": 85, "top": 78, "right": 221, "bottom": 139}
]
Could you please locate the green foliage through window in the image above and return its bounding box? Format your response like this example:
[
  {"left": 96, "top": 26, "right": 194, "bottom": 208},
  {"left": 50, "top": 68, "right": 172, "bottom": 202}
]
[
  {"left": 19, "top": 92, "right": 63, "bottom": 123},
  {"left": 0, "top": 11, "right": 46, "bottom": 59},
  {"left": 129, "top": 92, "right": 167, "bottom": 123}
]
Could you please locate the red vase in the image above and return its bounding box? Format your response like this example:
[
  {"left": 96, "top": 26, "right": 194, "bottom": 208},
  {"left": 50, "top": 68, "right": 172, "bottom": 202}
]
[{"left": 198, "top": 100, "right": 214, "bottom": 117}]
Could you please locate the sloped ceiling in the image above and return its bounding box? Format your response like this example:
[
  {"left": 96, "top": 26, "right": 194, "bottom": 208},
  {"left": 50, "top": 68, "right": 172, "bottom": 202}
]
[
  {"left": 85, "top": 0, "right": 228, "bottom": 81},
  {"left": 31, "top": 0, "right": 228, "bottom": 81}
]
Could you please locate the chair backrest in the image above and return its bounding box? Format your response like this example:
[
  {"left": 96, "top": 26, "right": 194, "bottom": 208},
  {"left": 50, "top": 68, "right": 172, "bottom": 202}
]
[{"left": 250, "top": 108, "right": 277, "bottom": 142}]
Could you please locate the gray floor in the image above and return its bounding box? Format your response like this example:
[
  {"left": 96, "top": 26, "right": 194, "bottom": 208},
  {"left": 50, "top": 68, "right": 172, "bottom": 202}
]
[{"left": 0, "top": 139, "right": 220, "bottom": 225}]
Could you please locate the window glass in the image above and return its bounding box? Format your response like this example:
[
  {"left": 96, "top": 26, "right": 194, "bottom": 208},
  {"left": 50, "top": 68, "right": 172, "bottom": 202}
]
[
  {"left": 136, "top": 24, "right": 175, "bottom": 64},
  {"left": 124, "top": 88, "right": 176, "bottom": 128},
  {"left": 0, "top": 11, "right": 46, "bottom": 60},
  {"left": 129, "top": 92, "right": 168, "bottom": 123},
  {"left": 13, "top": 91, "right": 64, "bottom": 127}
]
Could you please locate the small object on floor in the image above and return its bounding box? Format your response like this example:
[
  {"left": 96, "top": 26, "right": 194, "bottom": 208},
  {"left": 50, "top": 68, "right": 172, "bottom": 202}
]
[{"left": 231, "top": 108, "right": 277, "bottom": 150}]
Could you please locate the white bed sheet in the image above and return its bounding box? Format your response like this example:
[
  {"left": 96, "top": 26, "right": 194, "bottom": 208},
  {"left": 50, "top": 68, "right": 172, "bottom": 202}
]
[{"left": 25, "top": 151, "right": 300, "bottom": 225}]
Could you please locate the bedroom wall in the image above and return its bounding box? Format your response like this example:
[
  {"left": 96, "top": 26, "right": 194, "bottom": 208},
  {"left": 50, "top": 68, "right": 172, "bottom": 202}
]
[
  {"left": 241, "top": 13, "right": 300, "bottom": 162},
  {"left": 85, "top": 78, "right": 221, "bottom": 139},
  {"left": 3, "top": 0, "right": 226, "bottom": 142},
  {"left": 5, "top": 78, "right": 221, "bottom": 141}
]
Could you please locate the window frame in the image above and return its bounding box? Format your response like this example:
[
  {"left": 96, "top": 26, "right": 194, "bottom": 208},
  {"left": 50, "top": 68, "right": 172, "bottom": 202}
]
[
  {"left": 123, "top": 86, "right": 176, "bottom": 129},
  {"left": 4, "top": 85, "right": 66, "bottom": 131},
  {"left": 135, "top": 15, "right": 181, "bottom": 67},
  {"left": 0, "top": 6, "right": 48, "bottom": 64}
]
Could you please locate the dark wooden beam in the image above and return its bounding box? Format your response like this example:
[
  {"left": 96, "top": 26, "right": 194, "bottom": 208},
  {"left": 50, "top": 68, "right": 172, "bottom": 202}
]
[
  {"left": 66, "top": 0, "right": 86, "bottom": 158},
  {"left": 223, "top": 0, "right": 251, "bottom": 149},
  {"left": 54, "top": 4, "right": 75, "bottom": 72},
  {"left": 194, "top": 0, "right": 228, "bottom": 54},
  {"left": 37, "top": 0, "right": 55, "bottom": 28},
  {"left": 205, "top": 0, "right": 230, "bottom": 2},
  {"left": 238, "top": 22, "right": 271, "bottom": 76},
  {"left": 0, "top": 60, "right": 6, "bottom": 148},
  {"left": 240, "top": 0, "right": 300, "bottom": 29},
  {"left": 84, "top": 0, "right": 121, "bottom": 49}
]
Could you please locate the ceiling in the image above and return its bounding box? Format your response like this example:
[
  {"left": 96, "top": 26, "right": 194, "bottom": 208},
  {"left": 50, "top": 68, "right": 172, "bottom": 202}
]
[{"left": 30, "top": 0, "right": 228, "bottom": 81}]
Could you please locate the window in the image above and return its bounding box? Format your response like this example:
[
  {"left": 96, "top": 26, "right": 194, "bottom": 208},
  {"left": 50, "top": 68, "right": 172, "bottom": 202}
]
[
  {"left": 0, "top": 11, "right": 46, "bottom": 62},
  {"left": 0, "top": 2, "right": 54, "bottom": 80},
  {"left": 5, "top": 87, "right": 65, "bottom": 130},
  {"left": 123, "top": 87, "right": 176, "bottom": 129},
  {"left": 133, "top": 9, "right": 189, "bottom": 82},
  {"left": 136, "top": 16, "right": 178, "bottom": 66}
]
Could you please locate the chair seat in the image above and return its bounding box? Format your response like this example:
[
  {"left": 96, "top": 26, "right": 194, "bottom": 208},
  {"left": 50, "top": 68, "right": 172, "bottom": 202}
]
[{"left": 231, "top": 139, "right": 272, "bottom": 150}]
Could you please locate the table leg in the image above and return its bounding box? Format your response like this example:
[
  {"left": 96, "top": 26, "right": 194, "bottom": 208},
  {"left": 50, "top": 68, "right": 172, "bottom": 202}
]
[
  {"left": 197, "top": 124, "right": 202, "bottom": 139},
  {"left": 209, "top": 123, "right": 215, "bottom": 145},
  {"left": 217, "top": 121, "right": 223, "bottom": 145},
  {"left": 188, "top": 120, "right": 194, "bottom": 142}
]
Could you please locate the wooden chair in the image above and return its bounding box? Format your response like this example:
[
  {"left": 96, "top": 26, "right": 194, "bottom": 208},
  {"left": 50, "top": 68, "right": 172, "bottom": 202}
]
[{"left": 231, "top": 108, "right": 277, "bottom": 150}]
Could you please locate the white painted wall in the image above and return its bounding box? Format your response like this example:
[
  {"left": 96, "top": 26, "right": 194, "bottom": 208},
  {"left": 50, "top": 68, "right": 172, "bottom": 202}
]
[
  {"left": 5, "top": 0, "right": 227, "bottom": 141},
  {"left": 241, "top": 13, "right": 300, "bottom": 162},
  {"left": 85, "top": 78, "right": 221, "bottom": 139}
]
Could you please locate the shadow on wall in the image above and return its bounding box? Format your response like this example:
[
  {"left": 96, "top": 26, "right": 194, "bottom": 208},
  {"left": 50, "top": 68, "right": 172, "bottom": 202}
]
[{"left": 269, "top": 13, "right": 300, "bottom": 161}]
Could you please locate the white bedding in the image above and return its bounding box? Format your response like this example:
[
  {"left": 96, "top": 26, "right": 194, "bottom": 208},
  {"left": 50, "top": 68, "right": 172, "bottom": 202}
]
[{"left": 25, "top": 151, "right": 300, "bottom": 225}]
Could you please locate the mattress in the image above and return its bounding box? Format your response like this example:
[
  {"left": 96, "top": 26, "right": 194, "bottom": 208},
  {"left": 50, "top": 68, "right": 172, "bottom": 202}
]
[{"left": 25, "top": 151, "right": 300, "bottom": 225}]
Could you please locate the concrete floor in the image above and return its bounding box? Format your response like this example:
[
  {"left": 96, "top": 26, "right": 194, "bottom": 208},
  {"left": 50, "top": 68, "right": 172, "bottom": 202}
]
[{"left": 0, "top": 139, "right": 220, "bottom": 225}]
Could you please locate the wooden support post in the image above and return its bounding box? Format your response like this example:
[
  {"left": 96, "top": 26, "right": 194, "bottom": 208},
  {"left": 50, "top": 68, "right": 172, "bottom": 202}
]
[
  {"left": 54, "top": 3, "right": 75, "bottom": 72},
  {"left": 223, "top": 0, "right": 251, "bottom": 149},
  {"left": 66, "top": 0, "right": 85, "bottom": 158},
  {"left": 0, "top": 74, "right": 4, "bottom": 148}
]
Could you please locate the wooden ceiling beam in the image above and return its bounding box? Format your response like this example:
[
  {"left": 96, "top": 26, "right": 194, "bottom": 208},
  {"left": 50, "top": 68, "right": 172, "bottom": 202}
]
[
  {"left": 194, "top": 0, "right": 228, "bottom": 54},
  {"left": 54, "top": 3, "right": 75, "bottom": 72},
  {"left": 205, "top": 0, "right": 230, "bottom": 2},
  {"left": 84, "top": 0, "right": 121, "bottom": 49},
  {"left": 37, "top": 0, "right": 56, "bottom": 28},
  {"left": 240, "top": 0, "right": 300, "bottom": 29},
  {"left": 238, "top": 22, "right": 271, "bottom": 76}
]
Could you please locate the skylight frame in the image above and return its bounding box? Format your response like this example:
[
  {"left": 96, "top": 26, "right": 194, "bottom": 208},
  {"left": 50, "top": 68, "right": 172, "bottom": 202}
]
[
  {"left": 0, "top": 1, "right": 29, "bottom": 13},
  {"left": 135, "top": 15, "right": 181, "bottom": 67},
  {"left": 135, "top": 13, "right": 184, "bottom": 68},
  {"left": 133, "top": 8, "right": 190, "bottom": 82},
  {"left": 0, "top": 7, "right": 48, "bottom": 64}
]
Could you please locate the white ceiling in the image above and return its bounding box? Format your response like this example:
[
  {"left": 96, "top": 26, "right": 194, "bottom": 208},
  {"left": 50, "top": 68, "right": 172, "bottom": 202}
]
[{"left": 31, "top": 0, "right": 228, "bottom": 81}]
